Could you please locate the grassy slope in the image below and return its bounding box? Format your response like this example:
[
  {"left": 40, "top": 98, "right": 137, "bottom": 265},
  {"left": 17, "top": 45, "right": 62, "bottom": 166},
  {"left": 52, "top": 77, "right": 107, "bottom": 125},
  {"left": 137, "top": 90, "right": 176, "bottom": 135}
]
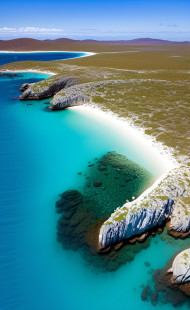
[{"left": 66, "top": 45, "right": 190, "bottom": 71}]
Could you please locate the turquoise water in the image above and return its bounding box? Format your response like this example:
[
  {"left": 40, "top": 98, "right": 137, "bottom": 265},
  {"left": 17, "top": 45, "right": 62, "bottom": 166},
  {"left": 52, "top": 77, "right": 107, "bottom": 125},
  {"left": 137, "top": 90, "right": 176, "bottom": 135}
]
[{"left": 0, "top": 71, "right": 190, "bottom": 310}]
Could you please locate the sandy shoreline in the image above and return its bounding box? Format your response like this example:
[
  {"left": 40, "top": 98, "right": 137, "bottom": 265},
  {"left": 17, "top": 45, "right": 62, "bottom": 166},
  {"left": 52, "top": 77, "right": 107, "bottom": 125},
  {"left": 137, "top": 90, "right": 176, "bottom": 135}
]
[
  {"left": 0, "top": 51, "right": 95, "bottom": 75},
  {"left": 71, "top": 104, "right": 178, "bottom": 203},
  {"left": 1, "top": 69, "right": 56, "bottom": 76}
]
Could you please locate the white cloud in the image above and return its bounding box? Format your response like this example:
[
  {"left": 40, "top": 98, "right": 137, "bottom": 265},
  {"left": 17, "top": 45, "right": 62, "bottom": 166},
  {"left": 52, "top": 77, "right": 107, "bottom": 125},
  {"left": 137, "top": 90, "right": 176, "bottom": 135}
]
[
  {"left": 0, "top": 27, "right": 63, "bottom": 34},
  {"left": 0, "top": 26, "right": 103, "bottom": 37}
]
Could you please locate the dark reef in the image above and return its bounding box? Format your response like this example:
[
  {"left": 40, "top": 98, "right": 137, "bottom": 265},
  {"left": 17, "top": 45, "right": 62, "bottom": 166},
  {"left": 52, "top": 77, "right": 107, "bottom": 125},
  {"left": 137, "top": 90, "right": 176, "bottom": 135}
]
[
  {"left": 56, "top": 151, "right": 153, "bottom": 271},
  {"left": 141, "top": 252, "right": 190, "bottom": 308}
]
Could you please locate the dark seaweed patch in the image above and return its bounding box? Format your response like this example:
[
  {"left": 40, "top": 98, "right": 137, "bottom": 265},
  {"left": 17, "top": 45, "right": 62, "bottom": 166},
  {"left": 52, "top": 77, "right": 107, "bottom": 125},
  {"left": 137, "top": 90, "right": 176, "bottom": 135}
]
[
  {"left": 56, "top": 151, "right": 153, "bottom": 272},
  {"left": 141, "top": 260, "right": 190, "bottom": 307}
]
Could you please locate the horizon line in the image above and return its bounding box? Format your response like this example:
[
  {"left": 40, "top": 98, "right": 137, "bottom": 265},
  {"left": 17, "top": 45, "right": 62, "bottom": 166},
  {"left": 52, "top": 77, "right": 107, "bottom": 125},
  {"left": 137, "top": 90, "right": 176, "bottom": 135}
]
[{"left": 0, "top": 37, "right": 190, "bottom": 43}]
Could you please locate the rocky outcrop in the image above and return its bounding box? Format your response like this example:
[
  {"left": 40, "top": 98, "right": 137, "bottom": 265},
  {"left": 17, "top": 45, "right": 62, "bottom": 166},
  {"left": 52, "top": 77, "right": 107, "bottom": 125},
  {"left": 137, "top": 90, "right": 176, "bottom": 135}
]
[
  {"left": 98, "top": 197, "right": 174, "bottom": 250},
  {"left": 154, "top": 249, "right": 190, "bottom": 301},
  {"left": 50, "top": 93, "right": 85, "bottom": 110},
  {"left": 167, "top": 197, "right": 190, "bottom": 238},
  {"left": 19, "top": 77, "right": 77, "bottom": 100},
  {"left": 19, "top": 75, "right": 85, "bottom": 109},
  {"left": 141, "top": 249, "right": 190, "bottom": 307},
  {"left": 98, "top": 166, "right": 190, "bottom": 251},
  {"left": 20, "top": 83, "right": 30, "bottom": 91},
  {"left": 168, "top": 249, "right": 190, "bottom": 284}
]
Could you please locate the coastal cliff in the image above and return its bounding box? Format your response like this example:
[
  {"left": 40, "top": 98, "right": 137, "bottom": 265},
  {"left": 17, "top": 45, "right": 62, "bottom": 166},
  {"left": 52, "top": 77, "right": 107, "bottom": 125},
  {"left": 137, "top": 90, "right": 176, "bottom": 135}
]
[
  {"left": 19, "top": 75, "right": 87, "bottom": 109},
  {"left": 99, "top": 197, "right": 174, "bottom": 250},
  {"left": 50, "top": 93, "right": 85, "bottom": 110},
  {"left": 98, "top": 167, "right": 190, "bottom": 251},
  {"left": 19, "top": 75, "right": 78, "bottom": 101},
  {"left": 167, "top": 196, "right": 190, "bottom": 238}
]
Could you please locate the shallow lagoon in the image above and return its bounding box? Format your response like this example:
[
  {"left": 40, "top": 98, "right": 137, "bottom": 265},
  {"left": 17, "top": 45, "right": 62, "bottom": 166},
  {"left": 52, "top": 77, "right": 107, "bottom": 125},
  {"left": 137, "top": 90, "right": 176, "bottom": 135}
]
[{"left": 0, "top": 68, "right": 189, "bottom": 310}]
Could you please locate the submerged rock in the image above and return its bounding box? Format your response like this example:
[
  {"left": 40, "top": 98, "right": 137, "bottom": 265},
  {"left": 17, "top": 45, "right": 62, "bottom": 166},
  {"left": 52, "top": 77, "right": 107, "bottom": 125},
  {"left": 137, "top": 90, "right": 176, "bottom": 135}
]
[
  {"left": 56, "top": 190, "right": 83, "bottom": 213},
  {"left": 150, "top": 291, "right": 158, "bottom": 306},
  {"left": 141, "top": 285, "right": 150, "bottom": 301},
  {"left": 56, "top": 151, "right": 153, "bottom": 271},
  {"left": 93, "top": 180, "right": 103, "bottom": 187},
  {"left": 142, "top": 249, "right": 190, "bottom": 307},
  {"left": 0, "top": 72, "right": 21, "bottom": 78},
  {"left": 144, "top": 261, "right": 151, "bottom": 267}
]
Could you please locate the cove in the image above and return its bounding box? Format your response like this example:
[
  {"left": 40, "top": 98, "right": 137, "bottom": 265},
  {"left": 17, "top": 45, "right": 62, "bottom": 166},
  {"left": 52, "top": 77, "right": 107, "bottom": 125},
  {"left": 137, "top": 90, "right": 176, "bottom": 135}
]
[
  {"left": 0, "top": 51, "right": 91, "bottom": 66},
  {"left": 0, "top": 71, "right": 190, "bottom": 310}
]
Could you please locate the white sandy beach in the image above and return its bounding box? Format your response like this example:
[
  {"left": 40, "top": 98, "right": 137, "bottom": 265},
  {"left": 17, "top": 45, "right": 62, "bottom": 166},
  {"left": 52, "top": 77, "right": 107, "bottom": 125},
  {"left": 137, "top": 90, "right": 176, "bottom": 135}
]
[
  {"left": 1, "top": 69, "right": 56, "bottom": 75},
  {"left": 73, "top": 104, "right": 177, "bottom": 172}
]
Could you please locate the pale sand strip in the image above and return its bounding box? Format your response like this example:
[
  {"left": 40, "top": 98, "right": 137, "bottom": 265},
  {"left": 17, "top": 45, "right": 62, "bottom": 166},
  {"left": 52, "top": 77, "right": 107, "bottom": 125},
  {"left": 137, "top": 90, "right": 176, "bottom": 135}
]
[{"left": 1, "top": 69, "right": 56, "bottom": 75}]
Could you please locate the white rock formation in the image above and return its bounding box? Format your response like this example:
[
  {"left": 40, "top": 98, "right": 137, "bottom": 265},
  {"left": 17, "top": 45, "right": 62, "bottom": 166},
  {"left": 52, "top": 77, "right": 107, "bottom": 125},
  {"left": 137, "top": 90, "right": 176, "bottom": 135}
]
[
  {"left": 169, "top": 197, "right": 190, "bottom": 233},
  {"left": 168, "top": 249, "right": 190, "bottom": 283},
  {"left": 99, "top": 197, "right": 174, "bottom": 249},
  {"left": 98, "top": 167, "right": 190, "bottom": 250},
  {"left": 51, "top": 93, "right": 85, "bottom": 109}
]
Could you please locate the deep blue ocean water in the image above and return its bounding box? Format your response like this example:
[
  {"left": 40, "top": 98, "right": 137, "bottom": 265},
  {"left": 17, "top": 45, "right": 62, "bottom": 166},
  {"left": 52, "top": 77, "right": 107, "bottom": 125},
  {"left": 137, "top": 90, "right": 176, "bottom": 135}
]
[
  {"left": 0, "top": 54, "right": 190, "bottom": 310},
  {"left": 0, "top": 52, "right": 87, "bottom": 66}
]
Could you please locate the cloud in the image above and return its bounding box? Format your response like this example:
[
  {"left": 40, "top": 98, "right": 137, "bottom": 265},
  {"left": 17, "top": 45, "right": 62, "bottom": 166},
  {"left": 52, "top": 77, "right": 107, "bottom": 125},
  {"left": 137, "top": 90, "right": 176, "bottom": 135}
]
[
  {"left": 0, "top": 27, "right": 63, "bottom": 34},
  {"left": 0, "top": 26, "right": 103, "bottom": 37}
]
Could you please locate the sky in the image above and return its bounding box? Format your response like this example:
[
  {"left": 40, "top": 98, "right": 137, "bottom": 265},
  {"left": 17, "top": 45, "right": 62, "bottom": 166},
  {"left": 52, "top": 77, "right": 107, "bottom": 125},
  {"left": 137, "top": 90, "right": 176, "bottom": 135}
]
[{"left": 0, "top": 0, "right": 190, "bottom": 41}]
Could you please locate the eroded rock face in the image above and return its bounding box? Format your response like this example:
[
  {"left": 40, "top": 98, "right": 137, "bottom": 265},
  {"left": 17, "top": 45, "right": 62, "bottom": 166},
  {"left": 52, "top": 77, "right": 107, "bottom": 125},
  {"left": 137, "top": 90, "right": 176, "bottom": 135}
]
[
  {"left": 50, "top": 93, "right": 85, "bottom": 110},
  {"left": 167, "top": 197, "right": 190, "bottom": 238},
  {"left": 168, "top": 249, "right": 190, "bottom": 284},
  {"left": 20, "top": 83, "right": 30, "bottom": 91},
  {"left": 19, "top": 77, "right": 77, "bottom": 100},
  {"left": 98, "top": 165, "right": 190, "bottom": 250},
  {"left": 99, "top": 197, "right": 174, "bottom": 250}
]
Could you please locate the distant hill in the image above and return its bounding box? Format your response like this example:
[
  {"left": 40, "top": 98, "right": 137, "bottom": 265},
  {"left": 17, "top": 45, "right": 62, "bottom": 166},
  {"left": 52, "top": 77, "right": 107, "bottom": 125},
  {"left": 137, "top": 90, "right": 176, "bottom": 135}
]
[
  {"left": 0, "top": 37, "right": 189, "bottom": 52},
  {"left": 41, "top": 37, "right": 190, "bottom": 45}
]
